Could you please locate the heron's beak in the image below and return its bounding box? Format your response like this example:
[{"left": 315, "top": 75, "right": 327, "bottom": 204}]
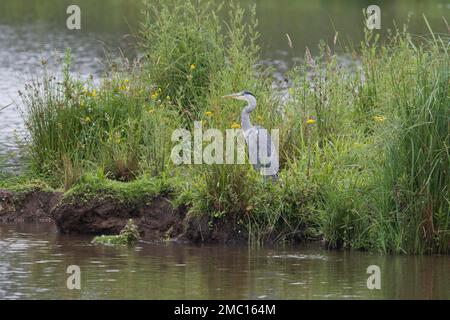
[{"left": 222, "top": 93, "right": 243, "bottom": 100}]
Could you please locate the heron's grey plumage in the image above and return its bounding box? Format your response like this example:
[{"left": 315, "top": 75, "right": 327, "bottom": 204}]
[{"left": 224, "top": 91, "right": 279, "bottom": 182}]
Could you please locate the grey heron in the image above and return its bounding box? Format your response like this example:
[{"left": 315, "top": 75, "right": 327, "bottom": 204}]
[{"left": 223, "top": 91, "right": 279, "bottom": 182}]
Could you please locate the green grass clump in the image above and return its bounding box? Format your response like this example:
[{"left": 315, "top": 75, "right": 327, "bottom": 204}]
[
  {"left": 62, "top": 171, "right": 176, "bottom": 204},
  {"left": 21, "top": 49, "right": 180, "bottom": 188},
  {"left": 375, "top": 45, "right": 449, "bottom": 254},
  {"left": 92, "top": 219, "right": 140, "bottom": 246},
  {"left": 140, "top": 0, "right": 223, "bottom": 123},
  {"left": 140, "top": 0, "right": 263, "bottom": 125},
  {"left": 246, "top": 169, "right": 320, "bottom": 244},
  {"left": 280, "top": 24, "right": 449, "bottom": 253},
  {"left": 0, "top": 175, "right": 54, "bottom": 194}
]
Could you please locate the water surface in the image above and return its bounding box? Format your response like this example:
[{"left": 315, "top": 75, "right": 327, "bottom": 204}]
[{"left": 0, "top": 224, "right": 448, "bottom": 299}]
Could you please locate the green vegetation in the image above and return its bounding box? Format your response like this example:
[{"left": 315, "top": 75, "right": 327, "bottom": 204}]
[
  {"left": 0, "top": 175, "right": 53, "bottom": 194},
  {"left": 92, "top": 219, "right": 140, "bottom": 245},
  {"left": 1, "top": 0, "right": 448, "bottom": 254},
  {"left": 61, "top": 170, "right": 177, "bottom": 204}
]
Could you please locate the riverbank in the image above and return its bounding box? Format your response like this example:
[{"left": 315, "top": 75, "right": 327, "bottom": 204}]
[{"left": 0, "top": 178, "right": 249, "bottom": 244}]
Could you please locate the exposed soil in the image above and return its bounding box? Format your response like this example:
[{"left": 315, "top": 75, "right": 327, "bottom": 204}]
[
  {"left": 0, "top": 189, "right": 62, "bottom": 223},
  {"left": 52, "top": 195, "right": 186, "bottom": 241},
  {"left": 183, "top": 212, "right": 247, "bottom": 244},
  {"left": 0, "top": 188, "right": 247, "bottom": 243}
]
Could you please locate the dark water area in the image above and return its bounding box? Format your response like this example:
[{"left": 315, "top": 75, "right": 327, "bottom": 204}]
[{"left": 0, "top": 223, "right": 448, "bottom": 299}]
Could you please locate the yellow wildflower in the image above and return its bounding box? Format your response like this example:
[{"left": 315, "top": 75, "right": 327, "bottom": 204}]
[
  {"left": 151, "top": 92, "right": 159, "bottom": 100},
  {"left": 147, "top": 108, "right": 155, "bottom": 114},
  {"left": 91, "top": 89, "right": 97, "bottom": 97},
  {"left": 204, "top": 111, "right": 213, "bottom": 117},
  {"left": 84, "top": 116, "right": 91, "bottom": 123},
  {"left": 190, "top": 64, "right": 196, "bottom": 70},
  {"left": 373, "top": 115, "right": 386, "bottom": 122},
  {"left": 124, "top": 78, "right": 129, "bottom": 84},
  {"left": 231, "top": 122, "right": 241, "bottom": 129},
  {"left": 306, "top": 118, "right": 316, "bottom": 125}
]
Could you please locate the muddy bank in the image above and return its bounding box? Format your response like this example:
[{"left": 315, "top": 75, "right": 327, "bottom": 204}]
[
  {"left": 0, "top": 189, "right": 246, "bottom": 243},
  {"left": 52, "top": 195, "right": 185, "bottom": 241},
  {"left": 0, "top": 189, "right": 61, "bottom": 223}
]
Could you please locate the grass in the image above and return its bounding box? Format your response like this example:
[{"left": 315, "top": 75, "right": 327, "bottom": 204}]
[
  {"left": 62, "top": 170, "right": 176, "bottom": 204},
  {"left": 1, "top": 0, "right": 448, "bottom": 254},
  {"left": 92, "top": 219, "right": 140, "bottom": 246},
  {"left": 376, "top": 41, "right": 449, "bottom": 253},
  {"left": 0, "top": 174, "right": 54, "bottom": 194}
]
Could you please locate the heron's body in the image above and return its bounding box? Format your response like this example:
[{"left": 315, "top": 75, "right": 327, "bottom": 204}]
[{"left": 224, "top": 91, "right": 279, "bottom": 181}]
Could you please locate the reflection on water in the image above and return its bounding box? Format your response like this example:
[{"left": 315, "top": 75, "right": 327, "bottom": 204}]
[{"left": 0, "top": 224, "right": 448, "bottom": 299}]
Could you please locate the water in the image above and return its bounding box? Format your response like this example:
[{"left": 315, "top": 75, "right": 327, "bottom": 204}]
[
  {"left": 0, "top": 224, "right": 448, "bottom": 299},
  {"left": 0, "top": 0, "right": 449, "bottom": 157}
]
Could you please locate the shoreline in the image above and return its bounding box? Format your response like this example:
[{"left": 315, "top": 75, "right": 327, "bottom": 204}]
[
  {"left": 1, "top": 185, "right": 449, "bottom": 253},
  {"left": 0, "top": 187, "right": 249, "bottom": 244}
]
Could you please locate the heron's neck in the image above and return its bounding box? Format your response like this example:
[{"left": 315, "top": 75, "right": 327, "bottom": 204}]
[{"left": 241, "top": 100, "right": 256, "bottom": 132}]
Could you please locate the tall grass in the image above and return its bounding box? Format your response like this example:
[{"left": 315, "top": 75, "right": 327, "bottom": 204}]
[
  {"left": 21, "top": 49, "right": 180, "bottom": 188},
  {"left": 283, "top": 23, "right": 449, "bottom": 253},
  {"left": 377, "top": 41, "right": 449, "bottom": 254},
  {"left": 141, "top": 0, "right": 287, "bottom": 236}
]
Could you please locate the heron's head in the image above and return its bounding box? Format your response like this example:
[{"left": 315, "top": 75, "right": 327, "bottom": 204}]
[{"left": 222, "top": 91, "right": 256, "bottom": 103}]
